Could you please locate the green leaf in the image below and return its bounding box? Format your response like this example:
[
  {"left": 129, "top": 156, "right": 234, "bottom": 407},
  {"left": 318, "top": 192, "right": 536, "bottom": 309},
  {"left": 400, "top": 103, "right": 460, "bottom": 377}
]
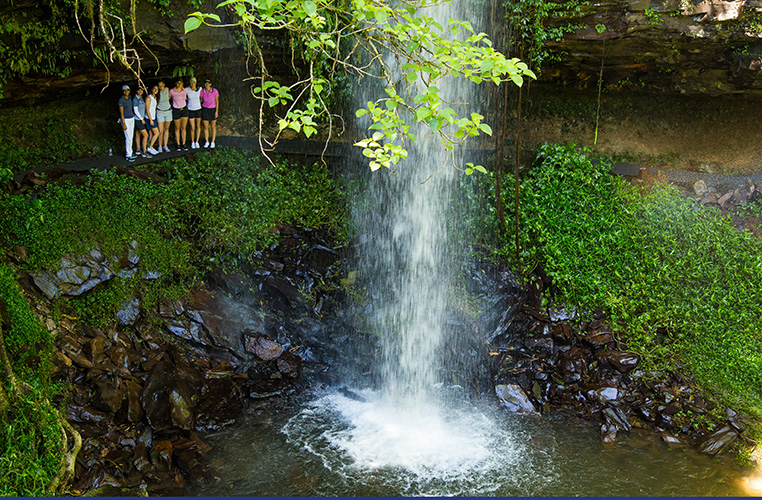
[
  {"left": 303, "top": 1, "right": 317, "bottom": 16},
  {"left": 184, "top": 16, "right": 203, "bottom": 33},
  {"left": 268, "top": 96, "right": 279, "bottom": 107},
  {"left": 355, "top": 108, "right": 368, "bottom": 117},
  {"left": 406, "top": 72, "right": 417, "bottom": 84},
  {"left": 479, "top": 123, "right": 493, "bottom": 136}
]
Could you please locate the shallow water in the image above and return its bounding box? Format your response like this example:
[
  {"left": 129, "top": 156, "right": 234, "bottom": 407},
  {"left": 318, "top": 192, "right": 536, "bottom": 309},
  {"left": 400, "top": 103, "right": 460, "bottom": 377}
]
[{"left": 192, "top": 387, "right": 756, "bottom": 497}]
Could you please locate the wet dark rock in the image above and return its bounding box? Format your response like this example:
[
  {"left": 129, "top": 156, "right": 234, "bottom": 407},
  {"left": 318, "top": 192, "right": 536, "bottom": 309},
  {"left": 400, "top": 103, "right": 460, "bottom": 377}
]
[
  {"left": 95, "top": 375, "right": 125, "bottom": 413},
  {"left": 159, "top": 297, "right": 184, "bottom": 318},
  {"left": 550, "top": 323, "right": 574, "bottom": 344},
  {"left": 727, "top": 408, "right": 747, "bottom": 433},
  {"left": 116, "top": 298, "right": 141, "bottom": 325},
  {"left": 601, "top": 422, "right": 617, "bottom": 444},
  {"left": 125, "top": 380, "right": 144, "bottom": 423},
  {"left": 559, "top": 346, "right": 589, "bottom": 382},
  {"left": 245, "top": 333, "right": 284, "bottom": 361},
  {"left": 548, "top": 305, "right": 576, "bottom": 322},
  {"left": 67, "top": 405, "right": 108, "bottom": 424},
  {"left": 697, "top": 425, "right": 739, "bottom": 455},
  {"left": 264, "top": 276, "right": 301, "bottom": 309},
  {"left": 596, "top": 351, "right": 640, "bottom": 373},
  {"left": 602, "top": 407, "right": 632, "bottom": 432},
  {"left": 662, "top": 434, "right": 681, "bottom": 445},
  {"left": 495, "top": 384, "right": 537, "bottom": 413},
  {"left": 338, "top": 387, "right": 366, "bottom": 402},
  {"left": 276, "top": 351, "right": 301, "bottom": 378},
  {"left": 303, "top": 245, "right": 338, "bottom": 277},
  {"left": 196, "top": 378, "right": 244, "bottom": 431},
  {"left": 150, "top": 440, "right": 173, "bottom": 470},
  {"left": 583, "top": 328, "right": 615, "bottom": 350},
  {"left": 166, "top": 318, "right": 210, "bottom": 346},
  {"left": 140, "top": 361, "right": 200, "bottom": 431},
  {"left": 588, "top": 386, "right": 620, "bottom": 404}
]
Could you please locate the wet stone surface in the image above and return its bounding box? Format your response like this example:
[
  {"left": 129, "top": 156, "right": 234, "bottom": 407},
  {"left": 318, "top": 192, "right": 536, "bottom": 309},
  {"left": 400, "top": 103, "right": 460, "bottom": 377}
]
[{"left": 488, "top": 295, "right": 746, "bottom": 454}]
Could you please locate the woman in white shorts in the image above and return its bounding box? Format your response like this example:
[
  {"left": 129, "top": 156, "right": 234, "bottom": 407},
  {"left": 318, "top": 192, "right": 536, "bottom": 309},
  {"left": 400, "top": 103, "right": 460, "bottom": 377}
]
[
  {"left": 186, "top": 77, "right": 203, "bottom": 149},
  {"left": 156, "top": 80, "right": 173, "bottom": 153}
]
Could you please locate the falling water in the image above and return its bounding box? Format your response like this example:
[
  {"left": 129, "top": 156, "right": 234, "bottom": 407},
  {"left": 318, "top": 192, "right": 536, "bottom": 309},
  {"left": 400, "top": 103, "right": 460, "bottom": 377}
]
[{"left": 284, "top": 0, "right": 519, "bottom": 487}]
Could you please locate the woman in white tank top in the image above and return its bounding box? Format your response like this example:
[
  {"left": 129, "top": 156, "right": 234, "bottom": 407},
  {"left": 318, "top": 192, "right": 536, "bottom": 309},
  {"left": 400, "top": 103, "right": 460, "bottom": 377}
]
[{"left": 186, "top": 77, "right": 203, "bottom": 149}]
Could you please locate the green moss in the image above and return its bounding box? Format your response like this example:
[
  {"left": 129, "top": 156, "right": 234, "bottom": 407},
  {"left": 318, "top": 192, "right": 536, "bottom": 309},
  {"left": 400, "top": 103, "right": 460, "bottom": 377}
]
[
  {"left": 511, "top": 143, "right": 762, "bottom": 433},
  {"left": 0, "top": 264, "right": 60, "bottom": 496}
]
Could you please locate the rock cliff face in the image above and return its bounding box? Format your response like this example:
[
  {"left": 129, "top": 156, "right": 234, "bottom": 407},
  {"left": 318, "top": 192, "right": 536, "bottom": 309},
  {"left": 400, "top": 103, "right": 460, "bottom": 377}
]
[
  {"left": 4, "top": 0, "right": 762, "bottom": 102},
  {"left": 539, "top": 0, "right": 762, "bottom": 94}
]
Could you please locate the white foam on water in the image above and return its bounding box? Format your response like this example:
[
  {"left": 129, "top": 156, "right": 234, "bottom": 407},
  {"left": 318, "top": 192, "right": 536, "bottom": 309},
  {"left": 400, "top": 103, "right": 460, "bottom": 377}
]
[{"left": 282, "top": 389, "right": 539, "bottom": 496}]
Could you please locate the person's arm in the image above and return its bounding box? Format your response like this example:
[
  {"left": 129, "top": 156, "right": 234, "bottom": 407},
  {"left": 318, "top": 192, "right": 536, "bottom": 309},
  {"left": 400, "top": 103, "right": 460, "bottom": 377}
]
[
  {"left": 215, "top": 92, "right": 219, "bottom": 119},
  {"left": 133, "top": 100, "right": 143, "bottom": 121},
  {"left": 119, "top": 101, "right": 127, "bottom": 130},
  {"left": 145, "top": 96, "right": 154, "bottom": 124}
]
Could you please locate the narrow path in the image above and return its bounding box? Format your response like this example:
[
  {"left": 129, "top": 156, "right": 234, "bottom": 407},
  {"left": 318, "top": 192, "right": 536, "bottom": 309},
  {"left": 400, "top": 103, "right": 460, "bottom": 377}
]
[{"left": 12, "top": 136, "right": 762, "bottom": 187}]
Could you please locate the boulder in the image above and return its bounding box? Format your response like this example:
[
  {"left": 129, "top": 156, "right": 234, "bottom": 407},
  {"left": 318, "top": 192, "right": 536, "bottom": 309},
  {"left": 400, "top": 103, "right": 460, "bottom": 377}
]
[
  {"left": 245, "top": 334, "right": 284, "bottom": 361},
  {"left": 697, "top": 425, "right": 739, "bottom": 455},
  {"left": 495, "top": 384, "right": 537, "bottom": 413}
]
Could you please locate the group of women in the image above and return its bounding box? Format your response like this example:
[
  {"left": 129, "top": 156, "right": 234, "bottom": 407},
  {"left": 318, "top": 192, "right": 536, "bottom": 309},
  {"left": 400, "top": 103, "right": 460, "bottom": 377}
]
[{"left": 118, "top": 77, "right": 220, "bottom": 161}]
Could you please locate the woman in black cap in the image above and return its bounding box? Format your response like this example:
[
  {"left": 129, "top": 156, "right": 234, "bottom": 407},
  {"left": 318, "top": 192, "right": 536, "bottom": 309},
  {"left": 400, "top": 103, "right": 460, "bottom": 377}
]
[
  {"left": 200, "top": 78, "right": 219, "bottom": 148},
  {"left": 118, "top": 84, "right": 136, "bottom": 161}
]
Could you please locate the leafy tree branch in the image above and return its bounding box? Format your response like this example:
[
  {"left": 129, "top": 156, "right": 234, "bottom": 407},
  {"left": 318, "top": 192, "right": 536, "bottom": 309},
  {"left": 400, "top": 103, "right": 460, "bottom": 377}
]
[{"left": 186, "top": 0, "right": 536, "bottom": 170}]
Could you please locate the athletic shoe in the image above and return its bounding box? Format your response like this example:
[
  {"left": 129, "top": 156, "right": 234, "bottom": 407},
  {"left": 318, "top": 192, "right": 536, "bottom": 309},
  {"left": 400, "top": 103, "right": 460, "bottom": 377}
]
[
  {"left": 144, "top": 151, "right": 153, "bottom": 158},
  {"left": 210, "top": 142, "right": 215, "bottom": 149},
  {"left": 126, "top": 155, "right": 135, "bottom": 162},
  {"left": 163, "top": 145, "right": 170, "bottom": 153},
  {"left": 193, "top": 142, "right": 199, "bottom": 149},
  {"left": 203, "top": 141, "right": 209, "bottom": 148},
  {"left": 184, "top": 144, "right": 189, "bottom": 151},
  {"left": 148, "top": 147, "right": 159, "bottom": 155},
  {"left": 135, "top": 150, "right": 142, "bottom": 157}
]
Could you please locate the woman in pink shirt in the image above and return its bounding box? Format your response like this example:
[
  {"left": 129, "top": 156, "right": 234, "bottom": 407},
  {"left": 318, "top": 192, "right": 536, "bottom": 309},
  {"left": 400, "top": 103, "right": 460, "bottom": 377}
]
[
  {"left": 200, "top": 79, "right": 219, "bottom": 148},
  {"left": 168, "top": 79, "right": 189, "bottom": 151}
]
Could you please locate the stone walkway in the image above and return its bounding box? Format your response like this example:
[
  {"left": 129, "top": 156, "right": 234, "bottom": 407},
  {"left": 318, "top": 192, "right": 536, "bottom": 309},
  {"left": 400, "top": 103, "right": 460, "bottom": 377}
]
[{"left": 13, "top": 137, "right": 762, "bottom": 187}]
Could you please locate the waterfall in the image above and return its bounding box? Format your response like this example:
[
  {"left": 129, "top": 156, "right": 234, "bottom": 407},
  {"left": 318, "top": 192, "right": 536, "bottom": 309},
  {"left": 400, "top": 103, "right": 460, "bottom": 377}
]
[{"left": 282, "top": 1, "right": 526, "bottom": 490}]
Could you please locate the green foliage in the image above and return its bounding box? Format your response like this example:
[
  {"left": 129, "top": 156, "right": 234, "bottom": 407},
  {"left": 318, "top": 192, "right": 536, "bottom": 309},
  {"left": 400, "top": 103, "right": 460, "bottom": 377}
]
[
  {"left": 0, "top": 108, "right": 83, "bottom": 174},
  {"left": 502, "top": 0, "right": 586, "bottom": 73},
  {"left": 513, "top": 143, "right": 762, "bottom": 420},
  {"left": 644, "top": 8, "right": 663, "bottom": 26},
  {"left": 164, "top": 148, "right": 345, "bottom": 266},
  {"left": 0, "top": 264, "right": 53, "bottom": 379},
  {"left": 0, "top": 264, "right": 60, "bottom": 496},
  {"left": 0, "top": 385, "right": 62, "bottom": 496},
  {"left": 0, "top": 0, "right": 78, "bottom": 97},
  {"left": 0, "top": 148, "right": 345, "bottom": 326}
]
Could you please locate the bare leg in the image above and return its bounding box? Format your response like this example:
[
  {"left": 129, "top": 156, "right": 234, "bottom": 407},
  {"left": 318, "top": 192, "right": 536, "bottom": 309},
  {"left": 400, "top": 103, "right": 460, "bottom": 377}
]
[
  {"left": 211, "top": 120, "right": 217, "bottom": 143},
  {"left": 189, "top": 118, "right": 196, "bottom": 145},
  {"left": 173, "top": 118, "right": 182, "bottom": 147},
  {"left": 193, "top": 118, "right": 202, "bottom": 143},
  {"left": 148, "top": 127, "right": 159, "bottom": 149},
  {"left": 180, "top": 116, "right": 188, "bottom": 146},
  {"left": 203, "top": 120, "right": 209, "bottom": 144}
]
